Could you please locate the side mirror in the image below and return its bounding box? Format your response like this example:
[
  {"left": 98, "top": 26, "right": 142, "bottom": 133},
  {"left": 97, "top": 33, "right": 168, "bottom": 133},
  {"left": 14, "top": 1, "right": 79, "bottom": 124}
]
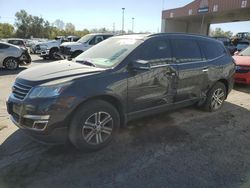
[
  {"left": 234, "top": 51, "right": 240, "bottom": 56},
  {"left": 130, "top": 60, "right": 151, "bottom": 71}
]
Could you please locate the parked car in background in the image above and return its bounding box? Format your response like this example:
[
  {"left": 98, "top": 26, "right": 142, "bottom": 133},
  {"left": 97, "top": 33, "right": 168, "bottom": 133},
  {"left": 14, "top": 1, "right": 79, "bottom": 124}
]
[
  {"left": 29, "top": 39, "right": 48, "bottom": 54},
  {"left": 234, "top": 46, "right": 250, "bottom": 84},
  {"left": 67, "top": 35, "right": 81, "bottom": 42},
  {"left": 3, "top": 38, "right": 27, "bottom": 49},
  {"left": 59, "top": 33, "right": 114, "bottom": 58},
  {"left": 213, "top": 36, "right": 236, "bottom": 55},
  {"left": 235, "top": 32, "right": 250, "bottom": 40},
  {"left": 6, "top": 33, "right": 235, "bottom": 151},
  {"left": 40, "top": 36, "right": 67, "bottom": 59},
  {"left": 0, "top": 42, "right": 31, "bottom": 70},
  {"left": 30, "top": 43, "right": 42, "bottom": 54},
  {"left": 236, "top": 41, "right": 250, "bottom": 52},
  {"left": 232, "top": 32, "right": 250, "bottom": 46}
]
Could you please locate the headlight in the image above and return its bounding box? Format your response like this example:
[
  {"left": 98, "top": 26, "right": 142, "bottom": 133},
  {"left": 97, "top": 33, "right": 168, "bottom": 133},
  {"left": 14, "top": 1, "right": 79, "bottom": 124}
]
[{"left": 28, "top": 82, "right": 71, "bottom": 99}]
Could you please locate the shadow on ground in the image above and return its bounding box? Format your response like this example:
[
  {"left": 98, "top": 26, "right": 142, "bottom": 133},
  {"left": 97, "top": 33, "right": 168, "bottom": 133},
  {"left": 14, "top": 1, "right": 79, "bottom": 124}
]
[
  {"left": 0, "top": 67, "right": 27, "bottom": 76},
  {"left": 1, "top": 102, "right": 250, "bottom": 188},
  {"left": 234, "top": 84, "right": 250, "bottom": 94}
]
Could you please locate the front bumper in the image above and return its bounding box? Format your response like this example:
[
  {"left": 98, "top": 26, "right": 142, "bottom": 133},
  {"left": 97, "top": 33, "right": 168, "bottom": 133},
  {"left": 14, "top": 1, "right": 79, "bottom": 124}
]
[
  {"left": 234, "top": 72, "right": 250, "bottom": 84},
  {"left": 6, "top": 94, "right": 74, "bottom": 144},
  {"left": 40, "top": 49, "right": 50, "bottom": 57}
]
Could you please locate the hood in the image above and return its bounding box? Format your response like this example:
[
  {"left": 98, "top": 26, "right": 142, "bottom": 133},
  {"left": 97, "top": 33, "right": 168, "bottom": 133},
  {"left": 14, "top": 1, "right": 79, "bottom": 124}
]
[
  {"left": 233, "top": 56, "right": 250, "bottom": 66},
  {"left": 61, "top": 41, "right": 85, "bottom": 47},
  {"left": 40, "top": 40, "right": 60, "bottom": 46},
  {"left": 17, "top": 60, "right": 105, "bottom": 83}
]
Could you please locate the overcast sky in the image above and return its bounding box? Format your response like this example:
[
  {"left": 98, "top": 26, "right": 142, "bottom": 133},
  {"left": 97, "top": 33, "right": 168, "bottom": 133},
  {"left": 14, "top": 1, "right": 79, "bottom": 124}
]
[{"left": 0, "top": 0, "right": 249, "bottom": 34}]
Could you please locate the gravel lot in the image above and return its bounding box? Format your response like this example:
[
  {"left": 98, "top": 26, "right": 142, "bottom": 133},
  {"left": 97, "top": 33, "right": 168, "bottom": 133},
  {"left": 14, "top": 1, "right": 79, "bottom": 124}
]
[{"left": 0, "top": 55, "right": 250, "bottom": 188}]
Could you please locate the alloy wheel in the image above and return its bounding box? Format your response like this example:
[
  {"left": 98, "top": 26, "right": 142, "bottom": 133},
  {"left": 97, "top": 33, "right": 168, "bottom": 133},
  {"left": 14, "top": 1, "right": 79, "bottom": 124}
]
[
  {"left": 5, "top": 58, "right": 18, "bottom": 70},
  {"left": 82, "top": 111, "right": 113, "bottom": 145},
  {"left": 211, "top": 88, "right": 225, "bottom": 110}
]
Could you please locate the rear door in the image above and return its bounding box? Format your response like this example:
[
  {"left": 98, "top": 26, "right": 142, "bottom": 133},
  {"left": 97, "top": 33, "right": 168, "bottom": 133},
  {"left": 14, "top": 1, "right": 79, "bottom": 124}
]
[
  {"left": 198, "top": 39, "right": 231, "bottom": 86},
  {"left": 170, "top": 37, "right": 207, "bottom": 102}
]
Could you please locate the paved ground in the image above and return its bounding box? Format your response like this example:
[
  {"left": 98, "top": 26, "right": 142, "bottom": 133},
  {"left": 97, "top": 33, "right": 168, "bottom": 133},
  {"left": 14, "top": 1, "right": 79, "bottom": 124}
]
[{"left": 0, "top": 55, "right": 250, "bottom": 188}]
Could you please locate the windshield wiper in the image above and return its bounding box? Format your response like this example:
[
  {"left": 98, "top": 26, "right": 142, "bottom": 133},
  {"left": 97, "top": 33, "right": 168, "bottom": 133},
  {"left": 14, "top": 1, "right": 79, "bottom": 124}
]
[{"left": 75, "top": 60, "right": 96, "bottom": 67}]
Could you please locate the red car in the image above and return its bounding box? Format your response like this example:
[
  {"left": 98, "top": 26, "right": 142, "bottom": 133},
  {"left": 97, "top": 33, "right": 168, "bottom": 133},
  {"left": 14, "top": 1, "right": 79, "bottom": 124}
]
[{"left": 233, "top": 46, "right": 250, "bottom": 84}]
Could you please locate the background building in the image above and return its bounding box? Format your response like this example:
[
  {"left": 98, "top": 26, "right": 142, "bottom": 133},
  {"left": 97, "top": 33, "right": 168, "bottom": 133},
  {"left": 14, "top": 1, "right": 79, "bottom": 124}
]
[{"left": 161, "top": 0, "right": 250, "bottom": 35}]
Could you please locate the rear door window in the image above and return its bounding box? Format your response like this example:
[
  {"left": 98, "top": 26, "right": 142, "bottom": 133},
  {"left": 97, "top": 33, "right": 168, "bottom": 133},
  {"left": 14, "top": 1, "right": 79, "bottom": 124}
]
[
  {"left": 199, "top": 40, "right": 226, "bottom": 60},
  {"left": 171, "top": 39, "right": 203, "bottom": 63},
  {"left": 0, "top": 43, "right": 10, "bottom": 49}
]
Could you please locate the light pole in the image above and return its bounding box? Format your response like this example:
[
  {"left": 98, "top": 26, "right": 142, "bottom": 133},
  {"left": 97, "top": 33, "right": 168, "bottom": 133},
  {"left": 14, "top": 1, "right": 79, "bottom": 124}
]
[
  {"left": 132, "top": 17, "right": 135, "bottom": 33},
  {"left": 122, "top": 8, "right": 125, "bottom": 34}
]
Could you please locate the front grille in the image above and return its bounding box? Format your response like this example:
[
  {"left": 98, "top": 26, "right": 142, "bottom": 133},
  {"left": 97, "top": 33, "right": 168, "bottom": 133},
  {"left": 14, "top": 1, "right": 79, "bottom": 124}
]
[{"left": 12, "top": 82, "right": 32, "bottom": 100}]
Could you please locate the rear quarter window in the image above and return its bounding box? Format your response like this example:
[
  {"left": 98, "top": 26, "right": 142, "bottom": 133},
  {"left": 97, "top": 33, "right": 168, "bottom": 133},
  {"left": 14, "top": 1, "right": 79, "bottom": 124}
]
[
  {"left": 8, "top": 40, "right": 24, "bottom": 46},
  {"left": 199, "top": 40, "right": 226, "bottom": 60}
]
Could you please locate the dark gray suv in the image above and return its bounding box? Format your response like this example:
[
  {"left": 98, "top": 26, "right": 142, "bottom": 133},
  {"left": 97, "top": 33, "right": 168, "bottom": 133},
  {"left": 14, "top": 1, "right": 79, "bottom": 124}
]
[{"left": 7, "top": 33, "right": 235, "bottom": 150}]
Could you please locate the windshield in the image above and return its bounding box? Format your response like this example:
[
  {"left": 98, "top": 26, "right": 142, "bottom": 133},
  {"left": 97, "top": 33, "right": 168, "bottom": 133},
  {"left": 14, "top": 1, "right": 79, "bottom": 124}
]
[
  {"left": 75, "top": 37, "right": 143, "bottom": 68},
  {"left": 239, "top": 46, "right": 250, "bottom": 56},
  {"left": 77, "top": 34, "right": 93, "bottom": 43}
]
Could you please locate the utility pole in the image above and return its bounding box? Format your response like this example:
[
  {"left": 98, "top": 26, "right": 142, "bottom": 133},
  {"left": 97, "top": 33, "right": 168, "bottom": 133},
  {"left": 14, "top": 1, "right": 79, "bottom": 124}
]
[
  {"left": 113, "top": 22, "right": 116, "bottom": 33},
  {"left": 132, "top": 17, "right": 135, "bottom": 33},
  {"left": 122, "top": 8, "right": 125, "bottom": 34},
  {"left": 162, "top": 0, "right": 165, "bottom": 10}
]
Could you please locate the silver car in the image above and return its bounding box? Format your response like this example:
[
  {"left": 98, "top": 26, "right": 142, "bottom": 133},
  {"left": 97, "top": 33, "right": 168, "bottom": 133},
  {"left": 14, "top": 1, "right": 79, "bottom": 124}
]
[{"left": 0, "top": 42, "right": 31, "bottom": 70}]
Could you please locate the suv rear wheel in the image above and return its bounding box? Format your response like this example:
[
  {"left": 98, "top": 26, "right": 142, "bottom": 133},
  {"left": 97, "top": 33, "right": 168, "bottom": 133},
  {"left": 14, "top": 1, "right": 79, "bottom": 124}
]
[
  {"left": 203, "top": 82, "right": 227, "bottom": 112},
  {"left": 4, "top": 57, "right": 19, "bottom": 70},
  {"left": 69, "top": 100, "right": 120, "bottom": 151}
]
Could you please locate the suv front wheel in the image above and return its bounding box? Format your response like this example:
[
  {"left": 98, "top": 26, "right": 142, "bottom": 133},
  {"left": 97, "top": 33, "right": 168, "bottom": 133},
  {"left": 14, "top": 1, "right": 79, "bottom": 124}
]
[
  {"left": 203, "top": 82, "right": 227, "bottom": 112},
  {"left": 69, "top": 100, "right": 120, "bottom": 151}
]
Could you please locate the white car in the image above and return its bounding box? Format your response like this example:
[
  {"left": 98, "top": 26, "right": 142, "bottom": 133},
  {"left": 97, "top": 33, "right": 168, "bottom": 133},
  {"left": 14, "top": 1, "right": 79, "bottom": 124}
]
[
  {"left": 59, "top": 33, "right": 114, "bottom": 58},
  {"left": 0, "top": 42, "right": 31, "bottom": 70},
  {"left": 39, "top": 39, "right": 63, "bottom": 60}
]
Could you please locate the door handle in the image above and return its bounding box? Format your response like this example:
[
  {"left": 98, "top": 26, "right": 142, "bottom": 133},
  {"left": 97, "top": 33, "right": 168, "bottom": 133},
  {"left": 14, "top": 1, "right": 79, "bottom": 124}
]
[
  {"left": 202, "top": 68, "right": 208, "bottom": 72},
  {"left": 165, "top": 71, "right": 176, "bottom": 76}
]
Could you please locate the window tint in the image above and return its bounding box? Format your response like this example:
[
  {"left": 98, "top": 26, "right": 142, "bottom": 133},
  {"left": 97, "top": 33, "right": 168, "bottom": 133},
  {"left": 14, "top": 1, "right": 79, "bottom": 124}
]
[
  {"left": 103, "top": 35, "right": 113, "bottom": 39},
  {"left": 132, "top": 38, "right": 172, "bottom": 63},
  {"left": 171, "top": 39, "right": 202, "bottom": 63},
  {"left": 8, "top": 40, "right": 24, "bottom": 46},
  {"left": 89, "top": 36, "right": 104, "bottom": 45},
  {"left": 199, "top": 40, "right": 226, "bottom": 60},
  {"left": 0, "top": 43, "right": 10, "bottom": 49}
]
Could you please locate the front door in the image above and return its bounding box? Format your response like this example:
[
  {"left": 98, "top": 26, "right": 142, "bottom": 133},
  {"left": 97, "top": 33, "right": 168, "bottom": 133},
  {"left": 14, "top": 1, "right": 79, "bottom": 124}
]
[{"left": 127, "top": 37, "right": 178, "bottom": 113}]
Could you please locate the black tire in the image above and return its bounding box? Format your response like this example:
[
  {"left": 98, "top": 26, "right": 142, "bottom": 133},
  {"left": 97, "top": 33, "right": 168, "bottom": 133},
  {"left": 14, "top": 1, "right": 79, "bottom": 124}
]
[
  {"left": 4, "top": 57, "right": 19, "bottom": 70},
  {"left": 202, "top": 82, "right": 227, "bottom": 112},
  {"left": 71, "top": 51, "right": 83, "bottom": 58},
  {"left": 49, "top": 48, "right": 59, "bottom": 60},
  {"left": 69, "top": 100, "right": 120, "bottom": 151}
]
